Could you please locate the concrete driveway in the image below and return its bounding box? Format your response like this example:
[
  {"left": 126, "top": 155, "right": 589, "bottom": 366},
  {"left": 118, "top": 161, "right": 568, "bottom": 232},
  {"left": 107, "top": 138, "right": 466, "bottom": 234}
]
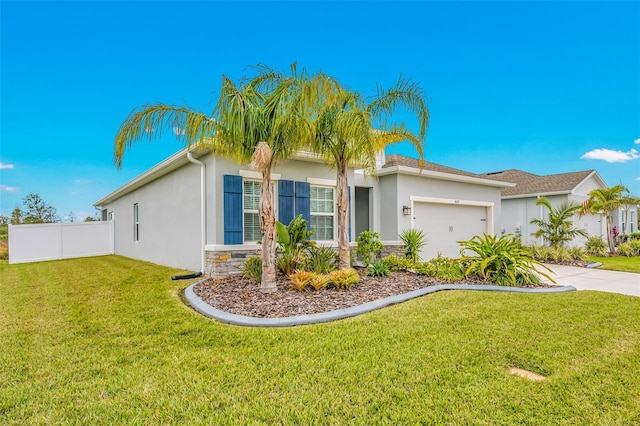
[{"left": 544, "top": 264, "right": 639, "bottom": 297}]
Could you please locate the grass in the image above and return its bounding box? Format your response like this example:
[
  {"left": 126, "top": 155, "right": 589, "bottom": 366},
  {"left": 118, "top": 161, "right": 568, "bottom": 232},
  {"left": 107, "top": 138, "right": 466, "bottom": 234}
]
[
  {"left": 1, "top": 255, "right": 639, "bottom": 424},
  {"left": 586, "top": 255, "right": 640, "bottom": 273}
]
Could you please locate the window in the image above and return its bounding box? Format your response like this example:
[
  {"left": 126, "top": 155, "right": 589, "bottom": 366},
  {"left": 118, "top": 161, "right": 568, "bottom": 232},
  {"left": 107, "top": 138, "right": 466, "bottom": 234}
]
[
  {"left": 631, "top": 211, "right": 635, "bottom": 233},
  {"left": 108, "top": 211, "right": 114, "bottom": 221},
  {"left": 310, "top": 186, "right": 334, "bottom": 240},
  {"left": 133, "top": 203, "right": 139, "bottom": 241},
  {"left": 243, "top": 180, "right": 261, "bottom": 243},
  {"left": 243, "top": 180, "right": 277, "bottom": 243}
]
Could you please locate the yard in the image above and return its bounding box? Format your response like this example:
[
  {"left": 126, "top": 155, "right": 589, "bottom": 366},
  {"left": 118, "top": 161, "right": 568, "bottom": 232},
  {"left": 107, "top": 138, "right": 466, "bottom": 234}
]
[{"left": 1, "top": 255, "right": 639, "bottom": 424}]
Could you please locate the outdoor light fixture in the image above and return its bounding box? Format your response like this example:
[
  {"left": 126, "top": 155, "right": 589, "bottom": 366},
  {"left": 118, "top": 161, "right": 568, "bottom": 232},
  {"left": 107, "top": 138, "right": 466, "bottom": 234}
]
[{"left": 403, "top": 205, "right": 411, "bottom": 216}]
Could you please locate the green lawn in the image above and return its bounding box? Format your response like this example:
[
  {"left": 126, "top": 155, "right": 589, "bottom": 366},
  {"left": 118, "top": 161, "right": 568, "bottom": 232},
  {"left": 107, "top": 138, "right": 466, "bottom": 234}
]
[
  {"left": 586, "top": 255, "right": 640, "bottom": 273},
  {"left": 1, "top": 256, "right": 639, "bottom": 425}
]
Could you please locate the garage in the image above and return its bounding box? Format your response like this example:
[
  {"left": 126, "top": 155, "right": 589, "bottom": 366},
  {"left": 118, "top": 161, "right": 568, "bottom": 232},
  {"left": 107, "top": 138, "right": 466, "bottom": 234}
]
[{"left": 412, "top": 197, "right": 493, "bottom": 260}]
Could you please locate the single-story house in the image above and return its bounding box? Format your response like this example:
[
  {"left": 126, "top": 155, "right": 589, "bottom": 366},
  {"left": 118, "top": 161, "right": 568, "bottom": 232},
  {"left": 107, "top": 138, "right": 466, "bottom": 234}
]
[
  {"left": 477, "top": 168, "right": 637, "bottom": 246},
  {"left": 94, "top": 149, "right": 513, "bottom": 275}
]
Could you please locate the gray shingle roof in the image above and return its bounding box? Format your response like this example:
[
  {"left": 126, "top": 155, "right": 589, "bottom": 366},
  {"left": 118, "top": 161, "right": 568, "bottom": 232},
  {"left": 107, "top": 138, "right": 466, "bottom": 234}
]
[
  {"left": 383, "top": 154, "right": 481, "bottom": 179},
  {"left": 478, "top": 169, "right": 596, "bottom": 197}
]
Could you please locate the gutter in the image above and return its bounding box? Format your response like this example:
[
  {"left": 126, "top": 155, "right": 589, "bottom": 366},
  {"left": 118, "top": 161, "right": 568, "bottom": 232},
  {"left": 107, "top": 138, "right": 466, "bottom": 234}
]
[{"left": 187, "top": 152, "right": 206, "bottom": 274}]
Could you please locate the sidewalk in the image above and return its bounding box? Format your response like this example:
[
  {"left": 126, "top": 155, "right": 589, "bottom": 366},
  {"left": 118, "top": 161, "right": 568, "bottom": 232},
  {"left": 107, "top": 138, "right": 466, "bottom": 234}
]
[{"left": 544, "top": 264, "right": 640, "bottom": 297}]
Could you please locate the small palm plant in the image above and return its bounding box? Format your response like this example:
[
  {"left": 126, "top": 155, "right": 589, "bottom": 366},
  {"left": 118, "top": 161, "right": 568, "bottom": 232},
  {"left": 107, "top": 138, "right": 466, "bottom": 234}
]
[
  {"left": 530, "top": 196, "right": 588, "bottom": 248},
  {"left": 459, "top": 233, "right": 554, "bottom": 286},
  {"left": 398, "top": 229, "right": 427, "bottom": 263}
]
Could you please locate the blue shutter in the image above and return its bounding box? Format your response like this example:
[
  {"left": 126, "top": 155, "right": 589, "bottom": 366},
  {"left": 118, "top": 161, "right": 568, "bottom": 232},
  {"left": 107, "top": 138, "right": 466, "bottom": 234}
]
[
  {"left": 295, "top": 181, "right": 311, "bottom": 227},
  {"left": 348, "top": 185, "right": 352, "bottom": 242},
  {"left": 223, "top": 175, "right": 243, "bottom": 244},
  {"left": 278, "top": 180, "right": 294, "bottom": 225}
]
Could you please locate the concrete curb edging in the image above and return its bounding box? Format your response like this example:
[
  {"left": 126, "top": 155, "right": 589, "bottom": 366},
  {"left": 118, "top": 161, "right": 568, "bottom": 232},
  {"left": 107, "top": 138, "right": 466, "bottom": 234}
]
[{"left": 184, "top": 280, "right": 577, "bottom": 328}]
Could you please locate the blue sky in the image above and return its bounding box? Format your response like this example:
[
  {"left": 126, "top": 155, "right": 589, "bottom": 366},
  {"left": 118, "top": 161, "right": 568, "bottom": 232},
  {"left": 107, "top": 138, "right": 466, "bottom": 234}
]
[{"left": 1, "top": 1, "right": 639, "bottom": 220}]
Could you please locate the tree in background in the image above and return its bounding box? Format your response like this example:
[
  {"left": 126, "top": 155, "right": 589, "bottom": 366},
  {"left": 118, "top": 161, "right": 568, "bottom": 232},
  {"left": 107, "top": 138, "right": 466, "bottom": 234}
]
[
  {"left": 0, "top": 215, "right": 9, "bottom": 226},
  {"left": 581, "top": 184, "right": 628, "bottom": 253},
  {"left": 21, "top": 193, "right": 58, "bottom": 224},
  {"left": 11, "top": 207, "right": 22, "bottom": 225},
  {"left": 530, "top": 196, "right": 588, "bottom": 248},
  {"left": 310, "top": 76, "right": 429, "bottom": 269}
]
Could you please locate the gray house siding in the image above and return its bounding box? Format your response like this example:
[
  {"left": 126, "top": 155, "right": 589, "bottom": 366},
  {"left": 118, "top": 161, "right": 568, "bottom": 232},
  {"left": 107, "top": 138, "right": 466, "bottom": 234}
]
[{"left": 105, "top": 161, "right": 202, "bottom": 271}]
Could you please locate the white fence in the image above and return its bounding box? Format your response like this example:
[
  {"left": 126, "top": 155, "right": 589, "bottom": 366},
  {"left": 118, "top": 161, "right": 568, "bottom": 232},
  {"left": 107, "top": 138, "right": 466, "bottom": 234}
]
[{"left": 9, "top": 221, "right": 114, "bottom": 264}]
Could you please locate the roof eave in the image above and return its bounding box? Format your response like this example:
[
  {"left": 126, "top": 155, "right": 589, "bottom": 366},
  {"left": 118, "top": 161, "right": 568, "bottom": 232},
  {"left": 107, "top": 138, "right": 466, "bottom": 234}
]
[{"left": 378, "top": 165, "right": 516, "bottom": 188}]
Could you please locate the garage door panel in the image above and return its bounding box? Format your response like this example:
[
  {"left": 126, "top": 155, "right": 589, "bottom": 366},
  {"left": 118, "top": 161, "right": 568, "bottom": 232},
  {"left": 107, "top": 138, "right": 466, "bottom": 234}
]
[{"left": 414, "top": 202, "right": 487, "bottom": 260}]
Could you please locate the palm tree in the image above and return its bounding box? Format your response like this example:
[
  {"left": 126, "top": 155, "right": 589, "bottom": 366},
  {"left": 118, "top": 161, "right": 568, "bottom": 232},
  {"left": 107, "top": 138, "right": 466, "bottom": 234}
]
[
  {"left": 581, "top": 184, "right": 628, "bottom": 253},
  {"left": 620, "top": 191, "right": 640, "bottom": 236},
  {"left": 310, "top": 76, "right": 429, "bottom": 269},
  {"left": 114, "top": 64, "right": 317, "bottom": 293},
  {"left": 529, "top": 196, "right": 588, "bottom": 248}
]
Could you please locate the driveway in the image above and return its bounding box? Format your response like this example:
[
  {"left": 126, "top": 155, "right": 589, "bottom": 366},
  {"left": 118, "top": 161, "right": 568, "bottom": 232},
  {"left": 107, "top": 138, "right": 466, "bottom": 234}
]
[{"left": 544, "top": 264, "right": 639, "bottom": 297}]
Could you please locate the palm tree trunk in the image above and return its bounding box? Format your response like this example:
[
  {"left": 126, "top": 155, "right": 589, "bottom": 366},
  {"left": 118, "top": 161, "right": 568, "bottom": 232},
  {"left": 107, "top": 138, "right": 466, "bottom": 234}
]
[
  {"left": 336, "top": 160, "right": 350, "bottom": 269},
  {"left": 259, "top": 170, "right": 277, "bottom": 293},
  {"left": 605, "top": 215, "right": 615, "bottom": 254}
]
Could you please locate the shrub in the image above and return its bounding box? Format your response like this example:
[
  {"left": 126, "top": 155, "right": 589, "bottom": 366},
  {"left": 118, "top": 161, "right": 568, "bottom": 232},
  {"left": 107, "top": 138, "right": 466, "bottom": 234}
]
[
  {"left": 398, "top": 229, "right": 427, "bottom": 263},
  {"left": 617, "top": 241, "right": 640, "bottom": 257},
  {"left": 305, "top": 246, "right": 338, "bottom": 274},
  {"left": 356, "top": 230, "right": 383, "bottom": 265},
  {"left": 550, "top": 246, "right": 571, "bottom": 263},
  {"left": 459, "top": 233, "right": 553, "bottom": 286},
  {"left": 309, "top": 274, "right": 331, "bottom": 290},
  {"left": 629, "top": 232, "right": 640, "bottom": 241},
  {"left": 381, "top": 254, "right": 415, "bottom": 272},
  {"left": 568, "top": 246, "right": 585, "bottom": 261},
  {"left": 585, "top": 236, "right": 608, "bottom": 256},
  {"left": 415, "top": 254, "right": 464, "bottom": 282},
  {"left": 240, "top": 256, "right": 262, "bottom": 284},
  {"left": 288, "top": 270, "right": 316, "bottom": 291},
  {"left": 276, "top": 215, "right": 314, "bottom": 275},
  {"left": 367, "top": 261, "right": 390, "bottom": 277},
  {"left": 328, "top": 268, "right": 360, "bottom": 289}
]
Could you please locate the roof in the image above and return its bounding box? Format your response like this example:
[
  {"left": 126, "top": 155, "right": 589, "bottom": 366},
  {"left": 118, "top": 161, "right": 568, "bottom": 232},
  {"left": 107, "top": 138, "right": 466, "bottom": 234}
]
[
  {"left": 478, "top": 168, "right": 601, "bottom": 197},
  {"left": 383, "top": 154, "right": 480, "bottom": 178}
]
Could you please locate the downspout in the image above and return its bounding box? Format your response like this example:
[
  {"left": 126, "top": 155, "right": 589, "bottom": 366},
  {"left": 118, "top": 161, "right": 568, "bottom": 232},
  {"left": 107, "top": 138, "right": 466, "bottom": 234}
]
[{"left": 187, "top": 152, "right": 206, "bottom": 274}]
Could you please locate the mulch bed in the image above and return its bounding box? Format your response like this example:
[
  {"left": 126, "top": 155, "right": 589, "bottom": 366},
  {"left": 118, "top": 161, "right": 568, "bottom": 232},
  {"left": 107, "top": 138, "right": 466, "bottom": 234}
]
[{"left": 193, "top": 268, "right": 555, "bottom": 319}]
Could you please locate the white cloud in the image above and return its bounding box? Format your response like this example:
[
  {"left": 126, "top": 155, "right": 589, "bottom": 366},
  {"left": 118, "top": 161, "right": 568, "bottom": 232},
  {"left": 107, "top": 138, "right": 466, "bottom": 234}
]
[
  {"left": 580, "top": 148, "right": 639, "bottom": 163},
  {"left": 173, "top": 127, "right": 185, "bottom": 136},
  {"left": 0, "top": 162, "right": 14, "bottom": 169},
  {"left": 0, "top": 184, "right": 18, "bottom": 192},
  {"left": 73, "top": 179, "right": 91, "bottom": 185},
  {"left": 635, "top": 138, "right": 640, "bottom": 145}
]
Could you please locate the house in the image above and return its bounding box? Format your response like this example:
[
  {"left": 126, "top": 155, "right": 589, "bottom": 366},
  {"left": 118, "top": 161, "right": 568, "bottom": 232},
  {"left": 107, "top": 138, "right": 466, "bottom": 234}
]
[
  {"left": 477, "top": 168, "right": 636, "bottom": 246},
  {"left": 94, "top": 149, "right": 513, "bottom": 275}
]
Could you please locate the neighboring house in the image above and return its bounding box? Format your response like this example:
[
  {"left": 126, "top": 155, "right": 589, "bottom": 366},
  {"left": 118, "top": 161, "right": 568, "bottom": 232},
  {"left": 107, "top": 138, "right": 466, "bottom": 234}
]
[
  {"left": 477, "top": 168, "right": 635, "bottom": 246},
  {"left": 94, "top": 149, "right": 512, "bottom": 275}
]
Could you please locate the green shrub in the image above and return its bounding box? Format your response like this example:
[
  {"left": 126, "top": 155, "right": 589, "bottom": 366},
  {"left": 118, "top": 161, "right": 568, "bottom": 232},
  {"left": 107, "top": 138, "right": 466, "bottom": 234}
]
[
  {"left": 585, "top": 236, "right": 608, "bottom": 256},
  {"left": 240, "top": 256, "right": 262, "bottom": 284},
  {"left": 367, "top": 261, "right": 390, "bottom": 277},
  {"left": 309, "top": 274, "right": 331, "bottom": 291},
  {"left": 356, "top": 230, "right": 383, "bottom": 265},
  {"left": 415, "top": 254, "right": 464, "bottom": 282},
  {"left": 459, "top": 233, "right": 553, "bottom": 286},
  {"left": 550, "top": 246, "right": 571, "bottom": 263},
  {"left": 398, "top": 229, "right": 427, "bottom": 263},
  {"left": 629, "top": 232, "right": 640, "bottom": 241},
  {"left": 616, "top": 241, "right": 640, "bottom": 257},
  {"left": 328, "top": 268, "right": 360, "bottom": 289},
  {"left": 288, "top": 270, "right": 316, "bottom": 291},
  {"left": 305, "top": 246, "right": 338, "bottom": 274},
  {"left": 381, "top": 254, "right": 415, "bottom": 272},
  {"left": 276, "top": 215, "right": 314, "bottom": 275},
  {"left": 568, "top": 246, "right": 586, "bottom": 260}
]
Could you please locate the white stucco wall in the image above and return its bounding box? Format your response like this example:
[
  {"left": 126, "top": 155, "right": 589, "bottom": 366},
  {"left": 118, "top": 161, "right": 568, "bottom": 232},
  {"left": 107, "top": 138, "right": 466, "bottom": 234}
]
[{"left": 103, "top": 161, "right": 202, "bottom": 271}]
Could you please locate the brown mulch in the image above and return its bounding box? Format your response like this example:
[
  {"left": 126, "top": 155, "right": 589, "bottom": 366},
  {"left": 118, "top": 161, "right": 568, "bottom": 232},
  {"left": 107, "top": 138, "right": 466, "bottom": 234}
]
[{"left": 193, "top": 269, "right": 555, "bottom": 319}]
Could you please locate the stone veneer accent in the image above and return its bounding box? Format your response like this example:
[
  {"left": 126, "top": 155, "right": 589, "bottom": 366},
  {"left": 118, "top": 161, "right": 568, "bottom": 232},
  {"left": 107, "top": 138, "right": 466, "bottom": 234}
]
[
  {"left": 206, "top": 247, "right": 261, "bottom": 277},
  {"left": 206, "top": 242, "right": 405, "bottom": 277}
]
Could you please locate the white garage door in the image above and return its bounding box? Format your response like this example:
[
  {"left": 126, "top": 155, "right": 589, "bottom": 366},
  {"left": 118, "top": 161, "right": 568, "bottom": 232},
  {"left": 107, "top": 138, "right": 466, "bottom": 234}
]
[{"left": 414, "top": 202, "right": 487, "bottom": 260}]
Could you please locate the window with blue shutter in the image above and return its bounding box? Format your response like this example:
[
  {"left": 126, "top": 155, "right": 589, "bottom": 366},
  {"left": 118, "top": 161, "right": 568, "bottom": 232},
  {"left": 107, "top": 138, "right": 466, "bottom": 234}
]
[
  {"left": 223, "top": 175, "right": 243, "bottom": 244},
  {"left": 294, "top": 181, "right": 311, "bottom": 228},
  {"left": 278, "top": 180, "right": 294, "bottom": 225}
]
